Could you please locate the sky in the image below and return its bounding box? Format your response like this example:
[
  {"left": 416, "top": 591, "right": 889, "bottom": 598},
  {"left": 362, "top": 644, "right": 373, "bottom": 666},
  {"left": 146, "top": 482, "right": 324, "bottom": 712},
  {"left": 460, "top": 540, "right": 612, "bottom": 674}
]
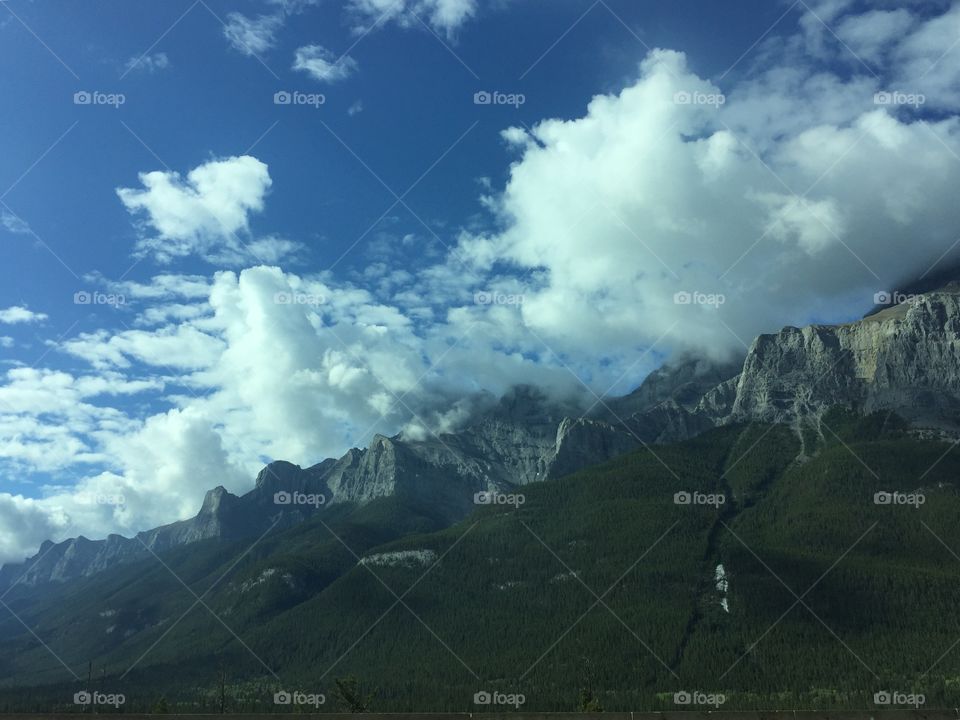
[{"left": 0, "top": 0, "right": 959, "bottom": 564}]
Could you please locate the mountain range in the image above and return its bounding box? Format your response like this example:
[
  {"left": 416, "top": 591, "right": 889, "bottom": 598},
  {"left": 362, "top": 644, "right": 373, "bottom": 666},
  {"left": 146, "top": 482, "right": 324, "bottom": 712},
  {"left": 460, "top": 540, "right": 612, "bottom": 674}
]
[
  {"left": 1, "top": 282, "right": 959, "bottom": 711},
  {"left": 4, "top": 284, "right": 959, "bottom": 593}
]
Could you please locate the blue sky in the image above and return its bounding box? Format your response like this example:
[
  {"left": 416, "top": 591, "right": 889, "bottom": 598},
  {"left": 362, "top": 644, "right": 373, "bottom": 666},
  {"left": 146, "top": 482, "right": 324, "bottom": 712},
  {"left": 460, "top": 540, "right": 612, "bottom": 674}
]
[
  {"left": 1, "top": 0, "right": 785, "bottom": 301},
  {"left": 1, "top": 0, "right": 959, "bottom": 563}
]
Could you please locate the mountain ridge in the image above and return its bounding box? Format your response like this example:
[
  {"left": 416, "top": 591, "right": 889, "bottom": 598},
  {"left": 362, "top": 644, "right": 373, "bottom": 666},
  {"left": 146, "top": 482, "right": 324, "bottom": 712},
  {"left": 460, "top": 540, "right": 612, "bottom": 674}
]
[{"left": 5, "top": 283, "right": 959, "bottom": 593}]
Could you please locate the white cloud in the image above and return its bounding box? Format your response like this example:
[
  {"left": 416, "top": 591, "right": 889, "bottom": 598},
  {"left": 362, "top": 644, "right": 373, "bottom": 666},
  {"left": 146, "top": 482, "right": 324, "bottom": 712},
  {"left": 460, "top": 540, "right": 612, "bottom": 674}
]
[
  {"left": 0, "top": 405, "right": 248, "bottom": 566},
  {"left": 104, "top": 273, "right": 213, "bottom": 301},
  {"left": 222, "top": 0, "right": 319, "bottom": 58},
  {"left": 223, "top": 12, "right": 284, "bottom": 56},
  {"left": 123, "top": 51, "right": 171, "bottom": 74},
  {"left": 452, "top": 34, "right": 960, "bottom": 363},
  {"left": 0, "top": 368, "right": 152, "bottom": 475},
  {"left": 267, "top": 0, "right": 320, "bottom": 11},
  {"left": 292, "top": 45, "right": 359, "bottom": 82},
  {"left": 61, "top": 325, "right": 224, "bottom": 371},
  {"left": 1, "top": 211, "right": 30, "bottom": 235},
  {"left": 797, "top": 1, "right": 960, "bottom": 110},
  {"left": 891, "top": 3, "right": 960, "bottom": 110},
  {"left": 347, "top": 0, "right": 478, "bottom": 38},
  {"left": 836, "top": 9, "right": 915, "bottom": 64},
  {"left": 0, "top": 306, "right": 47, "bottom": 324},
  {"left": 116, "top": 155, "right": 274, "bottom": 263}
]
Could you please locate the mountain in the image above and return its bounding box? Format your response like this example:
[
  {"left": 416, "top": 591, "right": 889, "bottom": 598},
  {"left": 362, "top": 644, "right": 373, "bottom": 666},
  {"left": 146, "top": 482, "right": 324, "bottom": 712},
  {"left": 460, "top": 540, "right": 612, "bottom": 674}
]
[
  {"left": 701, "top": 285, "right": 960, "bottom": 434},
  {"left": 0, "top": 462, "right": 330, "bottom": 593},
  {"left": 5, "top": 283, "right": 960, "bottom": 595},
  {"left": 4, "top": 282, "right": 960, "bottom": 711},
  {"left": 0, "top": 386, "right": 643, "bottom": 593},
  {"left": 2, "top": 412, "right": 960, "bottom": 712}
]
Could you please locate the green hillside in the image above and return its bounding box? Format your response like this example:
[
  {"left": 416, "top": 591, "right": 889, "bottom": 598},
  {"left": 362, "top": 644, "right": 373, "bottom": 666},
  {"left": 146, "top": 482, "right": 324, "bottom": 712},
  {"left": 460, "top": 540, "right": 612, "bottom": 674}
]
[{"left": 2, "top": 412, "right": 960, "bottom": 713}]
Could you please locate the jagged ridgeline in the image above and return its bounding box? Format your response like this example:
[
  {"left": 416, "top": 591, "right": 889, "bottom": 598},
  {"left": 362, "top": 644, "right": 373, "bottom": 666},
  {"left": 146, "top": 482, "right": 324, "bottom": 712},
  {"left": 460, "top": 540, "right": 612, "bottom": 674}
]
[{"left": 1, "top": 283, "right": 960, "bottom": 711}]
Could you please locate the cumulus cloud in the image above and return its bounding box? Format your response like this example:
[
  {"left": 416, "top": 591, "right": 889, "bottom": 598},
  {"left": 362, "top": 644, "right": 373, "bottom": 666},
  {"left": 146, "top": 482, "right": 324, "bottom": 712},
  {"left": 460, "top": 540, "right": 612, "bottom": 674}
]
[
  {"left": 116, "top": 155, "right": 275, "bottom": 263},
  {"left": 0, "top": 306, "right": 47, "bottom": 324},
  {"left": 347, "top": 0, "right": 478, "bottom": 38},
  {"left": 456, "top": 36, "right": 960, "bottom": 362},
  {"left": 293, "top": 45, "right": 359, "bottom": 82}
]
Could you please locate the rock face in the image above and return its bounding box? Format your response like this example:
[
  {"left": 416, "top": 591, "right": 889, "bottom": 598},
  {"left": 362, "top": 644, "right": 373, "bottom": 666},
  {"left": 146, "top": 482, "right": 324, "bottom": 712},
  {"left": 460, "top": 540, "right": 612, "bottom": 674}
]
[
  {"left": 0, "top": 386, "right": 648, "bottom": 593},
  {"left": 609, "top": 356, "right": 743, "bottom": 416},
  {"left": 322, "top": 386, "right": 643, "bottom": 518},
  {"left": 701, "top": 288, "right": 960, "bottom": 431},
  {"left": 0, "top": 461, "right": 333, "bottom": 593},
  {"left": 6, "top": 285, "right": 959, "bottom": 593}
]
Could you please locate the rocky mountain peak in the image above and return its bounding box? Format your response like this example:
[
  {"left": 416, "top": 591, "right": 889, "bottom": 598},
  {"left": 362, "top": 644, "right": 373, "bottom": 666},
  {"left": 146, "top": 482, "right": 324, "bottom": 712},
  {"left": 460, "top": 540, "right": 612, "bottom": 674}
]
[
  {"left": 254, "top": 460, "right": 305, "bottom": 491},
  {"left": 200, "top": 486, "right": 232, "bottom": 515},
  {"left": 711, "top": 284, "right": 960, "bottom": 432}
]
